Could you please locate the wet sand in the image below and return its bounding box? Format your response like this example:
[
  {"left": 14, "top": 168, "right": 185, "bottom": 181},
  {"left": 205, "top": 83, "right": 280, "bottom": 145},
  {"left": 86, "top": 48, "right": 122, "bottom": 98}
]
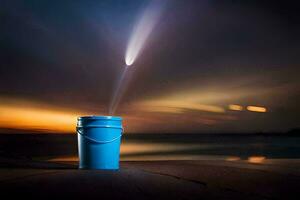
[
  {"left": 0, "top": 157, "right": 299, "bottom": 200},
  {"left": 0, "top": 133, "right": 299, "bottom": 199}
]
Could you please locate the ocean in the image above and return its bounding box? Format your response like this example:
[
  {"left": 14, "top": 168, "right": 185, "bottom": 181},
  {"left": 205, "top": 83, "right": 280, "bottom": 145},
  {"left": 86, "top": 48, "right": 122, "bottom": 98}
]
[{"left": 0, "top": 133, "right": 299, "bottom": 163}]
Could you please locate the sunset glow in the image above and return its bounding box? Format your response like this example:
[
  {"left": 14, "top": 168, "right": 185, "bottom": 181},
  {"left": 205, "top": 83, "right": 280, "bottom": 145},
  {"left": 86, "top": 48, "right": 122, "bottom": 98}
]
[
  {"left": 137, "top": 100, "right": 225, "bottom": 113},
  {"left": 0, "top": 1, "right": 299, "bottom": 198},
  {"left": 0, "top": 104, "right": 82, "bottom": 133},
  {"left": 0, "top": 0, "right": 298, "bottom": 135},
  {"left": 0, "top": 93, "right": 270, "bottom": 133}
]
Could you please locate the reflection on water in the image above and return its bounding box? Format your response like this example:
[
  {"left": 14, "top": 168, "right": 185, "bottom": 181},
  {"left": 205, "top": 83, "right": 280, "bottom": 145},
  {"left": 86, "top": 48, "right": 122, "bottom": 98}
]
[
  {"left": 226, "top": 156, "right": 241, "bottom": 161},
  {"left": 44, "top": 134, "right": 300, "bottom": 165},
  {"left": 248, "top": 156, "right": 266, "bottom": 164}
]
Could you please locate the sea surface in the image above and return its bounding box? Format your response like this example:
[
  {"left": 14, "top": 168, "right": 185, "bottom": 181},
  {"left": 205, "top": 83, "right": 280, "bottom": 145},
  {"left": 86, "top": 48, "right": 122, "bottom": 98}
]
[{"left": 0, "top": 133, "right": 299, "bottom": 164}]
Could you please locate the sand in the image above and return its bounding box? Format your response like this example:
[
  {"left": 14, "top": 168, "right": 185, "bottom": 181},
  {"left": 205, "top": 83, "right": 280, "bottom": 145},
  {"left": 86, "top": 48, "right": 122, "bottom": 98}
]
[{"left": 0, "top": 157, "right": 299, "bottom": 200}]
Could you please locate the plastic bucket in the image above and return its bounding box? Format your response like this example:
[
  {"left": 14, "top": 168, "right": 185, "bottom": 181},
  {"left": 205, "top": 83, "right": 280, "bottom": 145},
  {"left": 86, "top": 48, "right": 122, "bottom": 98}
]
[{"left": 77, "top": 116, "right": 123, "bottom": 170}]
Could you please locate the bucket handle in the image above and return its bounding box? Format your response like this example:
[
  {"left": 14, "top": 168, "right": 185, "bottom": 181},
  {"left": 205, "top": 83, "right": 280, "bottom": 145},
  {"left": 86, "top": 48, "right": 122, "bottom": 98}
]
[{"left": 77, "top": 127, "right": 123, "bottom": 144}]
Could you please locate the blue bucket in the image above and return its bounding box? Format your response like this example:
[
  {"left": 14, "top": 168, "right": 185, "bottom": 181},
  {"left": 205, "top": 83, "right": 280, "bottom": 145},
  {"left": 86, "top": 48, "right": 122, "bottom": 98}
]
[{"left": 77, "top": 116, "right": 123, "bottom": 170}]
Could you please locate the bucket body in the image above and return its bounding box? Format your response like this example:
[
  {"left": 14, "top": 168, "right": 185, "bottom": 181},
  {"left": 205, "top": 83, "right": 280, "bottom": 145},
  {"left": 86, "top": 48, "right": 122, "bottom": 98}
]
[{"left": 77, "top": 116, "right": 123, "bottom": 170}]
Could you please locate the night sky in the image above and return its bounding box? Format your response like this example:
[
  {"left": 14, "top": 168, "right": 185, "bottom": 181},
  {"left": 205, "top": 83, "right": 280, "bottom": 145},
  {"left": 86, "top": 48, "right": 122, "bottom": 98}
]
[{"left": 0, "top": 0, "right": 299, "bottom": 133}]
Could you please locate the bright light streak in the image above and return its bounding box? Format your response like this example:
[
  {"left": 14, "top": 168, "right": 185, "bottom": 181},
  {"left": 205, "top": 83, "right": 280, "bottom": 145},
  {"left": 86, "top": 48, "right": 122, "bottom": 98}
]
[
  {"left": 137, "top": 100, "right": 225, "bottom": 113},
  {"left": 125, "top": 0, "right": 166, "bottom": 66},
  {"left": 110, "top": 0, "right": 166, "bottom": 114},
  {"left": 109, "top": 66, "right": 130, "bottom": 114},
  {"left": 228, "top": 104, "right": 243, "bottom": 111},
  {"left": 0, "top": 103, "right": 84, "bottom": 133},
  {"left": 247, "top": 106, "right": 267, "bottom": 113}
]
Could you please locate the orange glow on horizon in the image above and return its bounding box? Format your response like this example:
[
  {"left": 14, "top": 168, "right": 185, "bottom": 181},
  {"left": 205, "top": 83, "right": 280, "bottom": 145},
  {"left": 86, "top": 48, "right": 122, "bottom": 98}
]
[
  {"left": 247, "top": 106, "right": 267, "bottom": 113},
  {"left": 0, "top": 94, "right": 269, "bottom": 133},
  {"left": 0, "top": 105, "right": 84, "bottom": 133}
]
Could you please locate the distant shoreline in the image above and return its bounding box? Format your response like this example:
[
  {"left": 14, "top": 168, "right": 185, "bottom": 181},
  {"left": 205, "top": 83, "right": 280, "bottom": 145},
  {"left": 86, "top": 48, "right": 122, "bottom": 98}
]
[{"left": 0, "top": 129, "right": 299, "bottom": 136}]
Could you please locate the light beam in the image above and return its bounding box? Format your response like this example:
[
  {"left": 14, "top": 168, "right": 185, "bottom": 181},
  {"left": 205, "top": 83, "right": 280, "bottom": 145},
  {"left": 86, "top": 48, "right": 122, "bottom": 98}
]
[
  {"left": 125, "top": 0, "right": 166, "bottom": 66},
  {"left": 109, "top": 0, "right": 166, "bottom": 115}
]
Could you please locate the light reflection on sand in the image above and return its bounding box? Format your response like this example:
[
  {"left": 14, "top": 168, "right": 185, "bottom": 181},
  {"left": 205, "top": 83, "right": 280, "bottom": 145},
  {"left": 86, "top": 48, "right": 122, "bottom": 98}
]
[
  {"left": 47, "top": 142, "right": 230, "bottom": 162},
  {"left": 46, "top": 142, "right": 269, "bottom": 164},
  {"left": 226, "top": 156, "right": 241, "bottom": 161},
  {"left": 247, "top": 156, "right": 266, "bottom": 164},
  {"left": 41, "top": 134, "right": 300, "bottom": 170}
]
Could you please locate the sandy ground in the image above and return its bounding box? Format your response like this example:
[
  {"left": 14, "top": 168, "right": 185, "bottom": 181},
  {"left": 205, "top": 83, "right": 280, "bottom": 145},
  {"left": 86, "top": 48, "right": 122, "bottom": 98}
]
[{"left": 0, "top": 157, "right": 299, "bottom": 200}]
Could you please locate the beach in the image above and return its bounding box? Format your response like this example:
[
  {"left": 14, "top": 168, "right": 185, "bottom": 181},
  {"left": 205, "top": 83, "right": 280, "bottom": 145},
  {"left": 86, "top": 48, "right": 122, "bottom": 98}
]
[
  {"left": 0, "top": 158, "right": 300, "bottom": 199},
  {"left": 0, "top": 133, "right": 300, "bottom": 199},
  {"left": 2, "top": 0, "right": 300, "bottom": 198}
]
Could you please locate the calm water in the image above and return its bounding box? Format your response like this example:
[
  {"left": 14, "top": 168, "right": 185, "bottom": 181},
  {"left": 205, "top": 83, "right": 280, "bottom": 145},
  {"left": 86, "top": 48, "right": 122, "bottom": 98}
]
[
  {"left": 0, "top": 134, "right": 299, "bottom": 162},
  {"left": 121, "top": 134, "right": 300, "bottom": 161}
]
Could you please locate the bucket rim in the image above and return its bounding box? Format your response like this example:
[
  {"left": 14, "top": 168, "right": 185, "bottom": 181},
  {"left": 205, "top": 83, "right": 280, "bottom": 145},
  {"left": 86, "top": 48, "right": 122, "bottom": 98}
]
[{"left": 78, "top": 115, "right": 122, "bottom": 120}]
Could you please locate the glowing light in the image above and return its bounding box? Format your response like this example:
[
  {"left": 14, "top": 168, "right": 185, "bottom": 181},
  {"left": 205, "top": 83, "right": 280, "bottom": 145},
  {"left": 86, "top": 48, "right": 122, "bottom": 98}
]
[
  {"left": 137, "top": 100, "right": 225, "bottom": 113},
  {"left": 248, "top": 156, "right": 266, "bottom": 164},
  {"left": 228, "top": 104, "right": 243, "bottom": 111},
  {"left": 125, "top": 0, "right": 165, "bottom": 66},
  {"left": 109, "top": 66, "right": 130, "bottom": 114},
  {"left": 247, "top": 106, "right": 267, "bottom": 113},
  {"left": 0, "top": 103, "right": 84, "bottom": 133}
]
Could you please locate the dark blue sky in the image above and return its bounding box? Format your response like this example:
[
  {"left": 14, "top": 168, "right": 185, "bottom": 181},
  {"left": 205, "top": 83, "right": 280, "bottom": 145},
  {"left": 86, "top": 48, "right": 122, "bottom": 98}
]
[{"left": 1, "top": 0, "right": 299, "bottom": 133}]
